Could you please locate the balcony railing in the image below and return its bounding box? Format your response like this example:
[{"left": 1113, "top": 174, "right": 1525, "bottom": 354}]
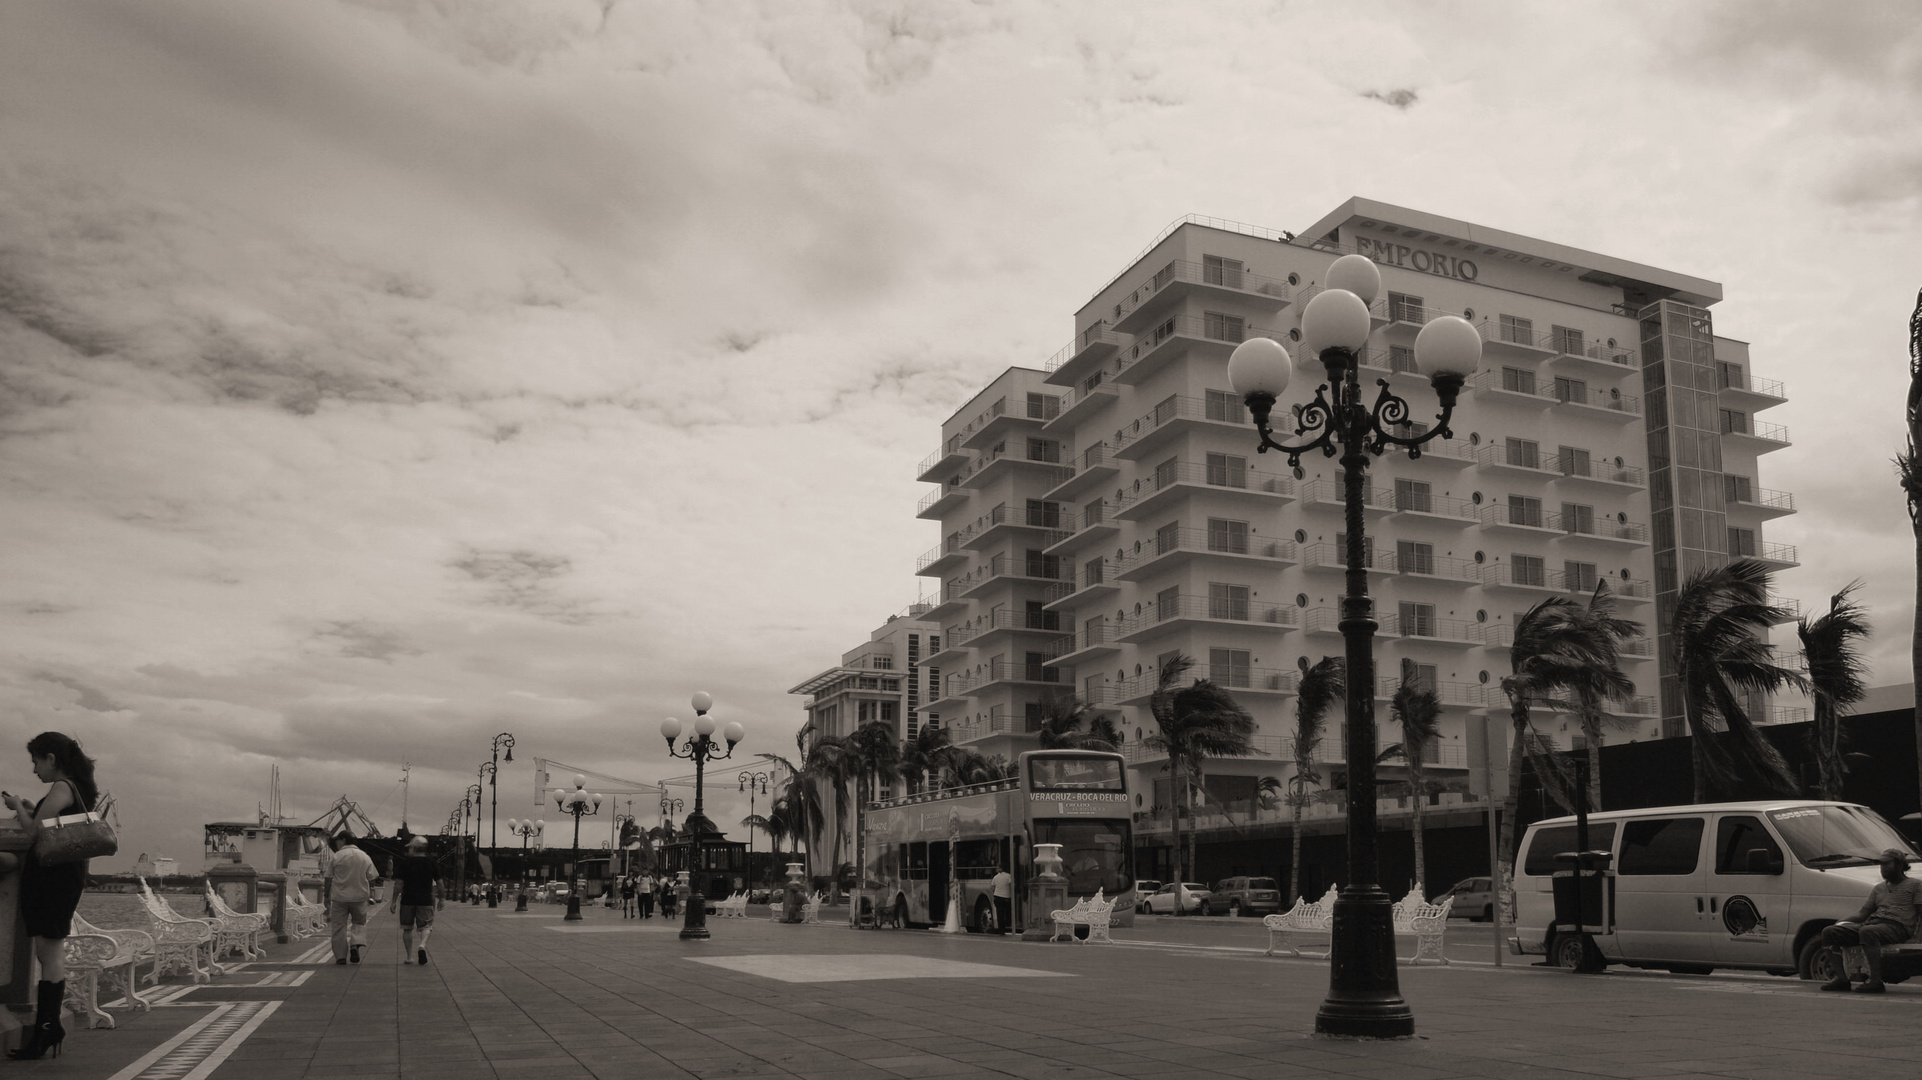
[
  {"left": 1108, "top": 258, "right": 1290, "bottom": 327},
  {"left": 941, "top": 609, "right": 1067, "bottom": 649},
  {"left": 1378, "top": 677, "right": 1485, "bottom": 708},
  {"left": 1468, "top": 369, "right": 1558, "bottom": 404},
  {"left": 1552, "top": 453, "right": 1646, "bottom": 487},
  {"left": 1553, "top": 384, "right": 1642, "bottom": 417},
  {"left": 1551, "top": 337, "right": 1639, "bottom": 369},
  {"left": 1299, "top": 478, "right": 1394, "bottom": 510},
  {"left": 1111, "top": 393, "right": 1251, "bottom": 455},
  {"left": 1116, "top": 594, "right": 1297, "bottom": 635},
  {"left": 1044, "top": 322, "right": 1126, "bottom": 374},
  {"left": 1389, "top": 489, "right": 1478, "bottom": 521},
  {"left": 1301, "top": 542, "right": 1396, "bottom": 572},
  {"left": 1561, "top": 516, "right": 1650, "bottom": 544},
  {"left": 1113, "top": 528, "right": 1296, "bottom": 576},
  {"left": 1113, "top": 460, "right": 1293, "bottom": 516},
  {"left": 1479, "top": 503, "right": 1564, "bottom": 531},
  {"left": 1720, "top": 415, "right": 1791, "bottom": 444},
  {"left": 1729, "top": 486, "right": 1794, "bottom": 513},
  {"left": 1475, "top": 442, "right": 1561, "bottom": 475},
  {"left": 1719, "top": 372, "right": 1787, "bottom": 399},
  {"left": 1380, "top": 613, "right": 1480, "bottom": 645},
  {"left": 916, "top": 434, "right": 966, "bottom": 478}
]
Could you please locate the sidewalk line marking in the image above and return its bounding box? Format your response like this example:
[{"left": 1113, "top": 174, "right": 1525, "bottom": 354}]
[{"left": 102, "top": 1000, "right": 279, "bottom": 1080}]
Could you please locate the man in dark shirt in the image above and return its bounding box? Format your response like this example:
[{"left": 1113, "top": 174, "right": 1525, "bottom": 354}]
[{"left": 387, "top": 835, "right": 443, "bottom": 966}]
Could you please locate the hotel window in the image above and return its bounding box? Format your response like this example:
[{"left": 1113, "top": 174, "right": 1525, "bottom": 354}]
[
  {"left": 1203, "top": 311, "right": 1246, "bottom": 343},
  {"left": 1155, "top": 457, "right": 1179, "bottom": 489},
  {"left": 1717, "top": 361, "right": 1746, "bottom": 390},
  {"left": 1082, "top": 370, "right": 1105, "bottom": 393},
  {"left": 1156, "top": 521, "right": 1180, "bottom": 554},
  {"left": 1389, "top": 345, "right": 1418, "bottom": 374},
  {"left": 1554, "top": 376, "right": 1587, "bottom": 405},
  {"left": 1725, "top": 475, "right": 1753, "bottom": 503},
  {"left": 1027, "top": 392, "right": 1060, "bottom": 420},
  {"left": 1082, "top": 499, "right": 1106, "bottom": 529},
  {"left": 1207, "top": 517, "right": 1249, "bottom": 554},
  {"left": 1084, "top": 615, "right": 1107, "bottom": 645},
  {"left": 1208, "top": 582, "right": 1250, "bottom": 621},
  {"left": 1202, "top": 254, "right": 1244, "bottom": 289},
  {"left": 1026, "top": 499, "right": 1061, "bottom": 528},
  {"left": 1209, "top": 648, "right": 1252, "bottom": 688},
  {"left": 1565, "top": 561, "right": 1599, "bottom": 593},
  {"left": 1024, "top": 652, "right": 1056, "bottom": 683},
  {"left": 1508, "top": 494, "right": 1544, "bottom": 528},
  {"left": 1388, "top": 292, "right": 1425, "bottom": 323},
  {"left": 1206, "top": 452, "right": 1247, "bottom": 488},
  {"left": 1335, "top": 533, "right": 1375, "bottom": 567},
  {"left": 1557, "top": 445, "right": 1590, "bottom": 477},
  {"left": 1505, "top": 438, "right": 1540, "bottom": 469},
  {"left": 1083, "top": 557, "right": 1104, "bottom": 588},
  {"left": 1728, "top": 527, "right": 1757, "bottom": 557},
  {"left": 1398, "top": 601, "right": 1436, "bottom": 638},
  {"left": 1023, "top": 549, "right": 1060, "bottom": 579},
  {"left": 1499, "top": 313, "right": 1534, "bottom": 345},
  {"left": 1552, "top": 326, "right": 1584, "bottom": 354},
  {"left": 1205, "top": 389, "right": 1247, "bottom": 423},
  {"left": 1026, "top": 437, "right": 1061, "bottom": 463},
  {"left": 1501, "top": 366, "right": 1536, "bottom": 394},
  {"left": 1397, "top": 540, "right": 1435, "bottom": 576},
  {"left": 1561, "top": 502, "right": 1595, "bottom": 535},
  {"left": 1156, "top": 585, "right": 1181, "bottom": 619},
  {"left": 1719, "top": 409, "right": 1749, "bottom": 435},
  {"left": 1025, "top": 601, "right": 1058, "bottom": 631},
  {"left": 1394, "top": 478, "right": 1432, "bottom": 513},
  {"left": 1512, "top": 554, "right": 1546, "bottom": 587}
]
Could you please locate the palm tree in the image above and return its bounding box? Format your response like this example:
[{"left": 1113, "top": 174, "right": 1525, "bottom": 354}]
[
  {"left": 758, "top": 735, "right": 833, "bottom": 879},
  {"left": 1386, "top": 659, "right": 1441, "bottom": 900},
  {"left": 1672, "top": 559, "right": 1809, "bottom": 801},
  {"left": 897, "top": 725, "right": 952, "bottom": 795},
  {"left": 1798, "top": 582, "right": 1871, "bottom": 800},
  {"left": 1036, "top": 696, "right": 1121, "bottom": 752},
  {"left": 1146, "top": 653, "right": 1258, "bottom": 885},
  {"left": 1900, "top": 288, "right": 1922, "bottom": 799},
  {"left": 1289, "top": 656, "right": 1344, "bottom": 902},
  {"left": 1256, "top": 775, "right": 1284, "bottom": 811},
  {"left": 841, "top": 721, "right": 902, "bottom": 898},
  {"left": 1564, "top": 583, "right": 1644, "bottom": 809}
]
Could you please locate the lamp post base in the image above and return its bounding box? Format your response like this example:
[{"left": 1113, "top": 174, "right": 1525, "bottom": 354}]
[
  {"left": 1314, "top": 886, "right": 1414, "bottom": 1039},
  {"left": 679, "top": 904, "right": 710, "bottom": 941},
  {"left": 564, "top": 895, "right": 582, "bottom": 922}
]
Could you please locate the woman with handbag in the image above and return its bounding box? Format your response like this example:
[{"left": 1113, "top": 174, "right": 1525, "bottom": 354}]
[{"left": 3, "top": 732, "right": 104, "bottom": 1061}]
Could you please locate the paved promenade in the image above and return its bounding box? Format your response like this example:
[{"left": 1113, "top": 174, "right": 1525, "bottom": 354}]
[{"left": 28, "top": 900, "right": 1922, "bottom": 1080}]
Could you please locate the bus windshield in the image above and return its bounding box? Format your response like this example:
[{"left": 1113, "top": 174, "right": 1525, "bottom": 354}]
[
  {"left": 1767, "top": 805, "right": 1919, "bottom": 868},
  {"left": 1029, "top": 756, "right": 1123, "bottom": 791},
  {"left": 1032, "top": 819, "right": 1131, "bottom": 895}
]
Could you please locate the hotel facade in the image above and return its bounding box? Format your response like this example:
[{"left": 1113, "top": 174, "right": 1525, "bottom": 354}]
[{"left": 911, "top": 197, "right": 1795, "bottom": 823}]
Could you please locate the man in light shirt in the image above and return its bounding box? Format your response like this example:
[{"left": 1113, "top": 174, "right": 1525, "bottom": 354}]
[
  {"left": 1819, "top": 848, "right": 1922, "bottom": 994},
  {"left": 323, "top": 833, "right": 378, "bottom": 965},
  {"left": 990, "top": 862, "right": 1013, "bottom": 935}
]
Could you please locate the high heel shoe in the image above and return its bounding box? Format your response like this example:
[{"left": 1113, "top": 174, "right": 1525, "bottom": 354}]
[{"left": 8, "top": 980, "right": 66, "bottom": 1060}]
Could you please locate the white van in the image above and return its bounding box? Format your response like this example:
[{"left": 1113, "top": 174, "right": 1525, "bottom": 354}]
[{"left": 1513, "top": 800, "right": 1922, "bottom": 981}]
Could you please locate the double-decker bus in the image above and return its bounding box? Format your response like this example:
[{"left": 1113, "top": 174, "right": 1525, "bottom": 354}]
[{"left": 861, "top": 749, "right": 1135, "bottom": 932}]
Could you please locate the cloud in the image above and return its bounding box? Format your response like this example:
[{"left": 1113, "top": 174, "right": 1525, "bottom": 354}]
[{"left": 1362, "top": 88, "right": 1419, "bottom": 109}]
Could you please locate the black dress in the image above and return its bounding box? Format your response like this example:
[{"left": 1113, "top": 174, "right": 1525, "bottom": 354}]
[{"left": 20, "top": 782, "right": 88, "bottom": 940}]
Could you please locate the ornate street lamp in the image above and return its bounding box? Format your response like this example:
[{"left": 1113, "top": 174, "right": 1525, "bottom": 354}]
[
  {"left": 1226, "top": 253, "right": 1481, "bottom": 1039},
  {"left": 505, "top": 817, "right": 543, "bottom": 911},
  {"left": 477, "top": 761, "right": 497, "bottom": 848},
  {"left": 660, "top": 691, "right": 743, "bottom": 941},
  {"left": 738, "top": 769, "right": 770, "bottom": 880},
  {"left": 659, "top": 795, "right": 685, "bottom": 830},
  {"left": 552, "top": 777, "right": 603, "bottom": 922},
  {"left": 488, "top": 732, "right": 515, "bottom": 850}
]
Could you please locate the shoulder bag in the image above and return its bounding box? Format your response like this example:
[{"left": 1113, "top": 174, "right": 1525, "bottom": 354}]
[{"left": 34, "top": 782, "right": 118, "bottom": 865}]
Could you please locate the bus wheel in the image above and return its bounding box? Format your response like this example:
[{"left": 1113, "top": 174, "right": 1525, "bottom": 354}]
[
  {"left": 972, "top": 896, "right": 995, "bottom": 934},
  {"left": 893, "top": 896, "right": 909, "bottom": 930}
]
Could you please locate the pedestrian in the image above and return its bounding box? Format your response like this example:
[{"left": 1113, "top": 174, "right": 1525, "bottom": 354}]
[
  {"left": 324, "top": 832, "right": 378, "bottom": 966},
  {"left": 990, "top": 860, "right": 1013, "bottom": 935},
  {"left": 388, "top": 835, "right": 443, "bottom": 965},
  {"left": 620, "top": 875, "right": 636, "bottom": 918},
  {"left": 637, "top": 874, "right": 654, "bottom": 919},
  {"left": 1818, "top": 848, "right": 1922, "bottom": 993},
  {"left": 4, "top": 731, "right": 104, "bottom": 1061},
  {"left": 660, "top": 875, "right": 677, "bottom": 919}
]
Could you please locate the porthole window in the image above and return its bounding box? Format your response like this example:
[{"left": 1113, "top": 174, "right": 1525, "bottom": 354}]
[
  {"left": 1469, "top": 432, "right": 1481, "bottom": 445},
  {"left": 1136, "top": 728, "right": 1144, "bottom": 742},
  {"left": 1478, "top": 670, "right": 1490, "bottom": 684},
  {"left": 1620, "top": 568, "right": 1631, "bottom": 580},
  {"left": 1471, "top": 492, "right": 1483, "bottom": 504},
  {"left": 1614, "top": 456, "right": 1624, "bottom": 467},
  {"left": 1294, "top": 529, "right": 1307, "bottom": 543},
  {"left": 1298, "top": 656, "right": 1310, "bottom": 672},
  {"left": 1296, "top": 593, "right": 1309, "bottom": 607},
  {"left": 1135, "top": 664, "right": 1143, "bottom": 676},
  {"left": 1618, "top": 511, "right": 1627, "bottom": 524},
  {"left": 1287, "top": 272, "right": 1300, "bottom": 287},
  {"left": 1293, "top": 465, "right": 1305, "bottom": 480},
  {"left": 1607, "top": 337, "right": 1617, "bottom": 348},
  {"left": 1289, "top": 328, "right": 1302, "bottom": 342},
  {"left": 1474, "top": 551, "right": 1486, "bottom": 564},
  {"left": 1463, "top": 307, "right": 1475, "bottom": 320},
  {"left": 1136, "top": 793, "right": 1143, "bottom": 807},
  {"left": 1475, "top": 609, "right": 1487, "bottom": 623}
]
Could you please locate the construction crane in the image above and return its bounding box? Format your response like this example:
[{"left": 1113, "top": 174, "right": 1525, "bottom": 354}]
[{"left": 306, "top": 796, "right": 384, "bottom": 838}]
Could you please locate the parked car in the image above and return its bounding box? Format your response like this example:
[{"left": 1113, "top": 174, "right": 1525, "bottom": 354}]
[
  {"left": 1443, "top": 876, "right": 1495, "bottom": 921},
  {"left": 1205, "top": 876, "right": 1283, "bottom": 917},
  {"left": 1133, "top": 880, "right": 1163, "bottom": 913},
  {"left": 1143, "top": 882, "right": 1212, "bottom": 915}
]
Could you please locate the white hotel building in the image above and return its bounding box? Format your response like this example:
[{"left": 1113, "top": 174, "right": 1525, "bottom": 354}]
[{"left": 912, "top": 197, "right": 1795, "bottom": 817}]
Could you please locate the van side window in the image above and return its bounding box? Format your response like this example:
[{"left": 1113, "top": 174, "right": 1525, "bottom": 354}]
[
  {"left": 1618, "top": 817, "right": 1705, "bottom": 876},
  {"left": 1521, "top": 823, "right": 1619, "bottom": 876},
  {"left": 1714, "top": 816, "right": 1784, "bottom": 875}
]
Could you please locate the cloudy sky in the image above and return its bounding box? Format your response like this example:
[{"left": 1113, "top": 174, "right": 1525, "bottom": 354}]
[{"left": 2, "top": 0, "right": 1918, "bottom": 868}]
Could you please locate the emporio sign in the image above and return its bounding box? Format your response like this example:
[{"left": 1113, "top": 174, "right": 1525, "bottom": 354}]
[{"left": 1355, "top": 236, "right": 1479, "bottom": 282}]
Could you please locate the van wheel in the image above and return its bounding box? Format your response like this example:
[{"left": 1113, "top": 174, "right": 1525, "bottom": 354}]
[
  {"left": 1552, "top": 933, "right": 1588, "bottom": 971},
  {"left": 1799, "top": 935, "right": 1842, "bottom": 982}
]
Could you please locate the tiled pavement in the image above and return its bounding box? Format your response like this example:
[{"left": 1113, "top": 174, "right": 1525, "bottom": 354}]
[{"left": 24, "top": 901, "right": 1922, "bottom": 1079}]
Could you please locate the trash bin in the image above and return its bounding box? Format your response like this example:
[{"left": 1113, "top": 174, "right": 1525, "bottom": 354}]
[{"left": 1550, "top": 850, "right": 1613, "bottom": 933}]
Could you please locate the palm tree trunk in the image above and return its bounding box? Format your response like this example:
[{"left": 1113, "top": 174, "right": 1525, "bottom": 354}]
[
  {"left": 1169, "top": 772, "right": 1184, "bottom": 896},
  {"left": 1410, "top": 763, "right": 1426, "bottom": 901},
  {"left": 1289, "top": 794, "right": 1303, "bottom": 901},
  {"left": 1497, "top": 703, "right": 1528, "bottom": 918},
  {"left": 1586, "top": 741, "right": 1603, "bottom": 811}
]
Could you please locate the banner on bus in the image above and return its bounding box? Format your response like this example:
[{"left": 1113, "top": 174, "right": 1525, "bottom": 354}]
[{"left": 1028, "top": 791, "right": 1127, "bottom": 817}]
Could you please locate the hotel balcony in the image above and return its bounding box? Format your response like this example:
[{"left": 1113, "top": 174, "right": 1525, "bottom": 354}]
[
  {"left": 1546, "top": 336, "right": 1640, "bottom": 377},
  {"left": 961, "top": 501, "right": 1066, "bottom": 552},
  {"left": 1392, "top": 551, "right": 1481, "bottom": 586},
  {"left": 1044, "top": 379, "right": 1120, "bottom": 432},
  {"left": 1765, "top": 594, "right": 1803, "bottom": 625},
  {"left": 1618, "top": 636, "right": 1656, "bottom": 662},
  {"left": 1719, "top": 415, "right": 1791, "bottom": 454},
  {"left": 941, "top": 608, "right": 1070, "bottom": 655},
  {"left": 1123, "top": 733, "right": 1290, "bottom": 766},
  {"left": 1551, "top": 384, "right": 1641, "bottom": 422},
  {"left": 1113, "top": 528, "right": 1297, "bottom": 581},
  {"left": 1718, "top": 371, "right": 1788, "bottom": 413},
  {"left": 1044, "top": 442, "right": 1121, "bottom": 502},
  {"left": 948, "top": 708, "right": 1042, "bottom": 747},
  {"left": 1389, "top": 489, "right": 1479, "bottom": 527},
  {"left": 1112, "top": 314, "right": 1278, "bottom": 387},
  {"left": 923, "top": 580, "right": 972, "bottom": 623},
  {"left": 1112, "top": 460, "right": 1294, "bottom": 521},
  {"left": 1300, "top": 543, "right": 1396, "bottom": 579},
  {"left": 956, "top": 552, "right": 1068, "bottom": 599},
  {"left": 1467, "top": 369, "right": 1558, "bottom": 409},
  {"left": 1044, "top": 500, "right": 1120, "bottom": 557},
  {"left": 1108, "top": 258, "right": 1292, "bottom": 335},
  {"left": 1726, "top": 485, "right": 1795, "bottom": 521},
  {"left": 1555, "top": 515, "right": 1651, "bottom": 549},
  {"left": 1481, "top": 562, "right": 1650, "bottom": 600},
  {"left": 1471, "top": 317, "right": 1559, "bottom": 362},
  {"left": 1044, "top": 622, "right": 1121, "bottom": 668},
  {"left": 1474, "top": 442, "right": 1565, "bottom": 481},
  {"left": 1041, "top": 558, "right": 1119, "bottom": 612},
  {"left": 1111, "top": 393, "right": 1257, "bottom": 460},
  {"left": 1477, "top": 502, "right": 1567, "bottom": 537},
  {"left": 1299, "top": 478, "right": 1395, "bottom": 519},
  {"left": 1044, "top": 322, "right": 1126, "bottom": 388},
  {"left": 916, "top": 434, "right": 971, "bottom": 483},
  {"left": 1550, "top": 453, "right": 1646, "bottom": 491},
  {"left": 1390, "top": 435, "right": 1477, "bottom": 470},
  {"left": 958, "top": 394, "right": 1059, "bottom": 451},
  {"left": 1737, "top": 541, "right": 1800, "bottom": 571},
  {"left": 1115, "top": 667, "right": 1298, "bottom": 707},
  {"left": 958, "top": 437, "right": 1070, "bottom": 489},
  {"left": 1113, "top": 594, "right": 1297, "bottom": 644},
  {"left": 916, "top": 481, "right": 969, "bottom": 520},
  {"left": 1380, "top": 613, "right": 1480, "bottom": 648},
  {"left": 1377, "top": 677, "right": 1485, "bottom": 709},
  {"left": 915, "top": 536, "right": 969, "bottom": 578}
]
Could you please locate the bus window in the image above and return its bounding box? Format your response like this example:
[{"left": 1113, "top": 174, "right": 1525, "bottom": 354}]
[
  {"left": 907, "top": 842, "right": 928, "bottom": 880},
  {"left": 956, "top": 839, "right": 1000, "bottom": 880},
  {"left": 1032, "top": 820, "right": 1131, "bottom": 895},
  {"left": 1029, "top": 756, "right": 1124, "bottom": 791},
  {"left": 1521, "top": 822, "right": 1617, "bottom": 877}
]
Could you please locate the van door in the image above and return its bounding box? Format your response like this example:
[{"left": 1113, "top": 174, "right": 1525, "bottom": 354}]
[
  {"left": 1707, "top": 813, "right": 1789, "bottom": 968},
  {"left": 1612, "top": 815, "right": 1714, "bottom": 963}
]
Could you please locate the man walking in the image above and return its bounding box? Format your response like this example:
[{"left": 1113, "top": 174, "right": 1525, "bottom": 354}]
[
  {"left": 388, "top": 835, "right": 443, "bottom": 965},
  {"left": 1819, "top": 848, "right": 1922, "bottom": 993},
  {"left": 324, "top": 833, "right": 378, "bottom": 965},
  {"left": 990, "top": 861, "right": 1013, "bottom": 935}
]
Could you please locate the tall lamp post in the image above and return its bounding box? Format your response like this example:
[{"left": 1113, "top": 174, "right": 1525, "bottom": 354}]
[
  {"left": 476, "top": 761, "right": 497, "bottom": 849},
  {"left": 505, "top": 817, "right": 542, "bottom": 909},
  {"left": 659, "top": 796, "right": 685, "bottom": 833},
  {"left": 464, "top": 783, "right": 482, "bottom": 898},
  {"left": 552, "top": 776, "right": 603, "bottom": 922},
  {"left": 660, "top": 691, "right": 743, "bottom": 942},
  {"left": 1226, "top": 253, "right": 1480, "bottom": 1038},
  {"left": 488, "top": 732, "right": 515, "bottom": 849},
  {"left": 738, "top": 770, "right": 770, "bottom": 884}
]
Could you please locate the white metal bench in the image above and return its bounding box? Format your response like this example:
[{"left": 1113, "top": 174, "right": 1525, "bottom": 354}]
[
  {"left": 1050, "top": 888, "right": 1116, "bottom": 943},
  {"left": 137, "top": 877, "right": 221, "bottom": 982},
  {"left": 282, "top": 877, "right": 326, "bottom": 938},
  {"left": 204, "top": 883, "right": 268, "bottom": 959},
  {"left": 802, "top": 891, "right": 826, "bottom": 923},
  {"left": 715, "top": 891, "right": 748, "bottom": 918},
  {"left": 61, "top": 932, "right": 123, "bottom": 1030},
  {"left": 71, "top": 913, "right": 157, "bottom": 1015},
  {"left": 1263, "top": 885, "right": 1338, "bottom": 957},
  {"left": 1390, "top": 888, "right": 1454, "bottom": 965}
]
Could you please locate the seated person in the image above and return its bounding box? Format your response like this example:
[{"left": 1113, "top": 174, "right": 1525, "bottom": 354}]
[{"left": 1819, "top": 848, "right": 1922, "bottom": 994}]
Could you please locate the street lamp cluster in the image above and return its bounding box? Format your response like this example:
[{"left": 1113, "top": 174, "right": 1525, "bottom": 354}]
[
  {"left": 552, "top": 777, "right": 604, "bottom": 922},
  {"left": 1226, "top": 252, "right": 1481, "bottom": 1039},
  {"left": 659, "top": 692, "right": 743, "bottom": 941}
]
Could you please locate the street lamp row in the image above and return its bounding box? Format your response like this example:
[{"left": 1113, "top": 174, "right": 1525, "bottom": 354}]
[{"left": 660, "top": 692, "right": 743, "bottom": 941}]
